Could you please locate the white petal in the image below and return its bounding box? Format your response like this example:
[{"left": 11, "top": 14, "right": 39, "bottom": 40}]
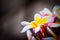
[
  {"left": 51, "top": 24, "right": 60, "bottom": 27},
  {"left": 44, "top": 8, "right": 51, "bottom": 13},
  {"left": 21, "top": 25, "right": 32, "bottom": 33},
  {"left": 26, "top": 30, "right": 32, "bottom": 40},
  {"left": 34, "top": 24, "right": 40, "bottom": 33},
  {"left": 40, "top": 10, "right": 45, "bottom": 15},
  {"left": 34, "top": 13, "right": 41, "bottom": 19},
  {"left": 48, "top": 23, "right": 60, "bottom": 27},
  {"left": 43, "top": 8, "right": 52, "bottom": 15},
  {"left": 21, "top": 21, "right": 29, "bottom": 26},
  {"left": 26, "top": 30, "right": 36, "bottom": 40}
]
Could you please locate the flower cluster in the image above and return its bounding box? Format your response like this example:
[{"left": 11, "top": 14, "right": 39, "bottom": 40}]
[{"left": 21, "top": 8, "right": 60, "bottom": 40}]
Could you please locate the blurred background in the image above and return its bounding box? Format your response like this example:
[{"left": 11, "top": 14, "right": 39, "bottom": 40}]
[{"left": 1, "top": 0, "right": 60, "bottom": 40}]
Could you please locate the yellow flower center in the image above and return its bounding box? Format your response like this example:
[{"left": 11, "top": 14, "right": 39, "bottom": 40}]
[
  {"left": 30, "top": 16, "right": 50, "bottom": 29},
  {"left": 30, "top": 21, "right": 38, "bottom": 29}
]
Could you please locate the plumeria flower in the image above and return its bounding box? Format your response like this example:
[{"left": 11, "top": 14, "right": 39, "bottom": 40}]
[{"left": 21, "top": 13, "right": 53, "bottom": 33}]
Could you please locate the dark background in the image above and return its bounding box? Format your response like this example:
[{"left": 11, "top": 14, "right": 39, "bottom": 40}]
[{"left": 1, "top": 0, "right": 60, "bottom": 40}]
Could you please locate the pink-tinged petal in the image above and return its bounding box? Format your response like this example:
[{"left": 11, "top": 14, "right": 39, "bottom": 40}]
[
  {"left": 32, "top": 36, "right": 36, "bottom": 40},
  {"left": 48, "top": 23, "right": 52, "bottom": 27},
  {"left": 21, "top": 21, "right": 29, "bottom": 26},
  {"left": 40, "top": 8, "right": 52, "bottom": 16},
  {"left": 40, "top": 11, "right": 49, "bottom": 16},
  {"left": 48, "top": 23, "right": 60, "bottom": 27},
  {"left": 21, "top": 25, "right": 32, "bottom": 33},
  {"left": 52, "top": 15, "right": 56, "bottom": 19},
  {"left": 26, "top": 30, "right": 32, "bottom": 40}
]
